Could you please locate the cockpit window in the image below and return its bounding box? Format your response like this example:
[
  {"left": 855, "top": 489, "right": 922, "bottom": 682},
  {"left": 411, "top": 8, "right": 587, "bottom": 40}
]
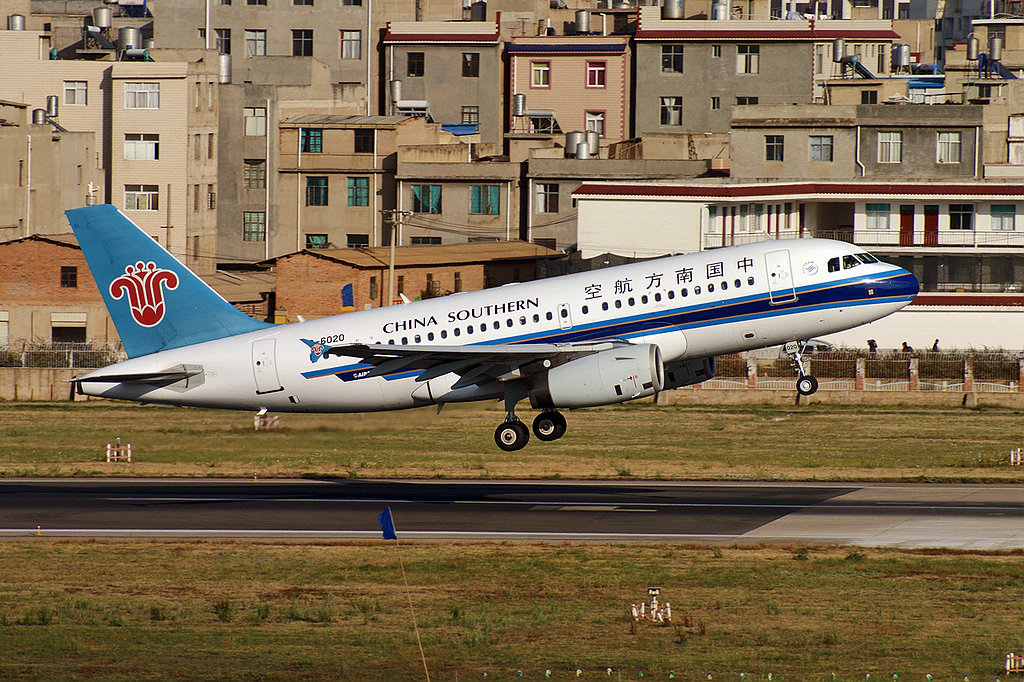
[
  {"left": 827, "top": 257, "right": 841, "bottom": 273},
  {"left": 842, "top": 255, "right": 860, "bottom": 269},
  {"left": 855, "top": 253, "right": 879, "bottom": 264}
]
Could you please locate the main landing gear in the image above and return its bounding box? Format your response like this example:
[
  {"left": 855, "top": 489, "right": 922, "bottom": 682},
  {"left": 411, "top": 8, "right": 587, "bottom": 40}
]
[
  {"left": 494, "top": 384, "right": 567, "bottom": 451},
  {"left": 784, "top": 341, "right": 819, "bottom": 396}
]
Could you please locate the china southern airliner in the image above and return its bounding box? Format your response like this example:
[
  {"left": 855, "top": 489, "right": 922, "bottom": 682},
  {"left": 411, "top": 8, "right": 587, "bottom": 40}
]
[{"left": 66, "top": 205, "right": 918, "bottom": 451}]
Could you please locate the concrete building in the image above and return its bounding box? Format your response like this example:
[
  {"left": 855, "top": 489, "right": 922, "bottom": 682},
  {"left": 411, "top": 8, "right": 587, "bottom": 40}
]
[
  {"left": 270, "top": 240, "right": 562, "bottom": 320},
  {"left": 507, "top": 35, "right": 631, "bottom": 145},
  {"left": 0, "top": 99, "right": 100, "bottom": 242},
  {"left": 382, "top": 18, "right": 503, "bottom": 145},
  {"left": 633, "top": 8, "right": 899, "bottom": 138},
  {"left": 277, "top": 113, "right": 461, "bottom": 253},
  {"left": 0, "top": 27, "right": 223, "bottom": 272},
  {"left": 730, "top": 103, "right": 983, "bottom": 181}
]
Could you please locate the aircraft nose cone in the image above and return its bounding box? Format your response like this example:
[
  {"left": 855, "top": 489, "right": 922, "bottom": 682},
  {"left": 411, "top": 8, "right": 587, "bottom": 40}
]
[{"left": 897, "top": 267, "right": 920, "bottom": 299}]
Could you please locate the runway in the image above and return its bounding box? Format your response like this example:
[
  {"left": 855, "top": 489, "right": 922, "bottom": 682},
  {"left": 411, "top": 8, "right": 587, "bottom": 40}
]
[{"left": 1, "top": 479, "right": 1023, "bottom": 549}]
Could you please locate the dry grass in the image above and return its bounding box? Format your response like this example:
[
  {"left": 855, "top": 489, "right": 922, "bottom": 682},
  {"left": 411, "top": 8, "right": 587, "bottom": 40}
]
[
  {"left": 0, "top": 401, "right": 1022, "bottom": 481},
  {"left": 0, "top": 541, "right": 1021, "bottom": 680}
]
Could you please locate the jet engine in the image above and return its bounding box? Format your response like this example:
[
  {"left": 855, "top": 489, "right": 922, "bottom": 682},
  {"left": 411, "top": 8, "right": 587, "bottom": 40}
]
[{"left": 528, "top": 344, "right": 664, "bottom": 409}]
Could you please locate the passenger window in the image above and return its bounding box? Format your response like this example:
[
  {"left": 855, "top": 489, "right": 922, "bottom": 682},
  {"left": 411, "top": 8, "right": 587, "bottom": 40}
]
[
  {"left": 427, "top": 332, "right": 434, "bottom": 341},
  {"left": 402, "top": 337, "right": 408, "bottom": 344},
  {"left": 843, "top": 255, "right": 859, "bottom": 269},
  {"left": 493, "top": 321, "right": 500, "bottom": 330},
  {"left": 388, "top": 339, "right": 395, "bottom": 345},
  {"left": 628, "top": 297, "right": 635, "bottom": 306},
  {"left": 721, "top": 281, "right": 728, "bottom": 290},
  {"left": 520, "top": 316, "right": 527, "bottom": 325},
  {"left": 747, "top": 277, "right": 755, "bottom": 285},
  {"left": 654, "top": 293, "right": 662, "bottom": 302},
  {"left": 694, "top": 286, "right": 702, "bottom": 295},
  {"left": 641, "top": 295, "right": 649, "bottom": 304},
  {"left": 581, "top": 306, "right": 589, "bottom": 315},
  {"left": 545, "top": 312, "right": 553, "bottom": 321},
  {"left": 827, "top": 257, "right": 841, "bottom": 273},
  {"left": 734, "top": 279, "right": 741, "bottom": 287},
  {"left": 440, "top": 330, "right": 447, "bottom": 339},
  {"left": 454, "top": 328, "right": 461, "bottom": 337},
  {"left": 480, "top": 323, "right": 486, "bottom": 332},
  {"left": 708, "top": 283, "right": 715, "bottom": 293},
  {"left": 414, "top": 334, "right": 421, "bottom": 343},
  {"left": 601, "top": 302, "right": 609, "bottom": 311},
  {"left": 681, "top": 289, "right": 688, "bottom": 297},
  {"left": 506, "top": 319, "right": 513, "bottom": 327},
  {"left": 533, "top": 314, "right": 540, "bottom": 322},
  {"left": 667, "top": 290, "right": 675, "bottom": 299},
  {"left": 560, "top": 308, "right": 568, "bottom": 318},
  {"left": 466, "top": 326, "right": 473, "bottom": 335},
  {"left": 615, "top": 300, "right": 622, "bottom": 308}
]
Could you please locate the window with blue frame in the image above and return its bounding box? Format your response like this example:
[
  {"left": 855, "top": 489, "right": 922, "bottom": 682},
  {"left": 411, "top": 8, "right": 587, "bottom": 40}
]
[
  {"left": 470, "top": 185, "right": 499, "bottom": 215},
  {"left": 412, "top": 184, "right": 441, "bottom": 213},
  {"left": 347, "top": 177, "right": 369, "bottom": 206},
  {"left": 300, "top": 128, "right": 323, "bottom": 153}
]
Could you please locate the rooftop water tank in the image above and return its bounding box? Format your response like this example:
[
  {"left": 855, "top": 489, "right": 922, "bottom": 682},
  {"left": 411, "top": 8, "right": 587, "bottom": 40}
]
[
  {"left": 32, "top": 108, "right": 47, "bottom": 124},
  {"left": 512, "top": 93, "right": 526, "bottom": 117},
  {"left": 218, "top": 53, "right": 231, "bottom": 83},
  {"left": 661, "top": 0, "right": 684, "bottom": 19},
  {"left": 832, "top": 38, "right": 845, "bottom": 62},
  {"left": 92, "top": 6, "right": 112, "bottom": 29},
  {"left": 565, "top": 130, "right": 585, "bottom": 157},
  {"left": 7, "top": 14, "right": 25, "bottom": 30},
  {"left": 586, "top": 130, "right": 600, "bottom": 155},
  {"left": 118, "top": 26, "right": 141, "bottom": 51},
  {"left": 990, "top": 35, "right": 1003, "bottom": 62},
  {"left": 575, "top": 9, "right": 590, "bottom": 34},
  {"left": 470, "top": 0, "right": 486, "bottom": 20},
  {"left": 575, "top": 140, "right": 591, "bottom": 160},
  {"left": 967, "top": 35, "right": 979, "bottom": 61},
  {"left": 46, "top": 95, "right": 59, "bottom": 117}
]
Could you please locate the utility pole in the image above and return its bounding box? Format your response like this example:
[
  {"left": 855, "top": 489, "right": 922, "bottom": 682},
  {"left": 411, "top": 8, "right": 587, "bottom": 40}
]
[{"left": 380, "top": 209, "right": 410, "bottom": 306}]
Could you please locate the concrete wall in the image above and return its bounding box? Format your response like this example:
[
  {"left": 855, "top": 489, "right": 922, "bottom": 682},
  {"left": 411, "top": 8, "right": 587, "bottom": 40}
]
[
  {"left": 0, "top": 368, "right": 83, "bottom": 401},
  {"left": 820, "top": 306, "right": 1024, "bottom": 352},
  {"left": 577, "top": 198, "right": 704, "bottom": 259}
]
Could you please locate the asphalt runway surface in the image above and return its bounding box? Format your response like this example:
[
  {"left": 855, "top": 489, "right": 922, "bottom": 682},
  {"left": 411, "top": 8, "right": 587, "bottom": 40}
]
[{"left": 2, "top": 479, "right": 1023, "bottom": 549}]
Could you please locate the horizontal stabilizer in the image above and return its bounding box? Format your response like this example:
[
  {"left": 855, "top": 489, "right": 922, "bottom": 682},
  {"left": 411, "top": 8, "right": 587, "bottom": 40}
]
[{"left": 74, "top": 364, "right": 204, "bottom": 385}]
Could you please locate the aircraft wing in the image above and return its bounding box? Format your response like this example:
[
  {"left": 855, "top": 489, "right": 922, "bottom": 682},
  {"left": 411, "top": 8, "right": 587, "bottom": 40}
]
[{"left": 332, "top": 341, "right": 626, "bottom": 389}]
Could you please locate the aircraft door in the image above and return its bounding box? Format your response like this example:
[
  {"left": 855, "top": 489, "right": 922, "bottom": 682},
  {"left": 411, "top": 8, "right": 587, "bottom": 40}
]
[
  {"left": 252, "top": 338, "right": 284, "bottom": 394},
  {"left": 557, "top": 303, "right": 573, "bottom": 330},
  {"left": 765, "top": 249, "right": 797, "bottom": 305}
]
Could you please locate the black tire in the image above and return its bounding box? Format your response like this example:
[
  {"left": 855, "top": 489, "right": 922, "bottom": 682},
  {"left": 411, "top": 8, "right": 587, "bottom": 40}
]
[
  {"left": 796, "top": 375, "right": 818, "bottom": 396},
  {"left": 495, "top": 421, "right": 530, "bottom": 451},
  {"left": 532, "top": 411, "right": 567, "bottom": 441}
]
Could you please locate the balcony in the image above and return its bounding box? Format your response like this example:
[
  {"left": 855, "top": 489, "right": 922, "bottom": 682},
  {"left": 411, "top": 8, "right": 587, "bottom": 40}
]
[{"left": 853, "top": 229, "right": 1024, "bottom": 248}]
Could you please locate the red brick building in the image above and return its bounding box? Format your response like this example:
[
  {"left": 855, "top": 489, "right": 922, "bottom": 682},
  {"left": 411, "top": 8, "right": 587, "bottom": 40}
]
[{"left": 271, "top": 241, "right": 562, "bottom": 321}]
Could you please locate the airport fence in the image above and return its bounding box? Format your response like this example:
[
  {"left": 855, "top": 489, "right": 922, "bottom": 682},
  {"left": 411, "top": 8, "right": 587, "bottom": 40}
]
[
  {"left": 693, "top": 350, "right": 1024, "bottom": 393},
  {"left": 0, "top": 341, "right": 126, "bottom": 369}
]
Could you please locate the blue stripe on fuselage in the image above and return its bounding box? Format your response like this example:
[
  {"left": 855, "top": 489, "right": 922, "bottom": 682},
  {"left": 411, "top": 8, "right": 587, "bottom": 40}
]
[{"left": 301, "top": 269, "right": 916, "bottom": 382}]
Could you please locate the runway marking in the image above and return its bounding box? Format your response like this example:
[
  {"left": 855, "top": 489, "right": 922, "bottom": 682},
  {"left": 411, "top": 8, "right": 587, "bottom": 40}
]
[{"left": 549, "top": 505, "right": 658, "bottom": 512}]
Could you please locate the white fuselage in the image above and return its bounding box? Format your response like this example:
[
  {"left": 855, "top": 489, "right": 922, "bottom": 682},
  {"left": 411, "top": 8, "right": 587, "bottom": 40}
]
[{"left": 79, "top": 239, "right": 917, "bottom": 412}]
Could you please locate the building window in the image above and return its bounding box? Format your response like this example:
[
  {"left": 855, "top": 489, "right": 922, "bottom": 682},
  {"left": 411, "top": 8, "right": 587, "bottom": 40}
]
[
  {"left": 193, "top": 183, "right": 200, "bottom": 211},
  {"left": 411, "top": 236, "right": 441, "bottom": 245},
  {"left": 660, "top": 97, "right": 682, "bottom": 126},
  {"left": 586, "top": 61, "right": 606, "bottom": 87},
  {"left": 531, "top": 61, "right": 550, "bottom": 87},
  {"left": 306, "top": 176, "right": 328, "bottom": 206},
  {"left": 712, "top": 44, "right": 722, "bottom": 57},
  {"left": 300, "top": 128, "right": 323, "bottom": 153},
  {"left": 215, "top": 28, "right": 231, "bottom": 54},
  {"left": 937, "top": 131, "right": 962, "bottom": 164},
  {"left": 407, "top": 52, "right": 424, "bottom": 77},
  {"left": 585, "top": 111, "right": 604, "bottom": 137},
  {"left": 207, "top": 185, "right": 216, "bottom": 209},
  {"left": 124, "top": 185, "right": 159, "bottom": 211},
  {"left": 765, "top": 135, "right": 784, "bottom": 161},
  {"left": 245, "top": 29, "right": 266, "bottom": 57},
  {"left": 354, "top": 129, "right": 374, "bottom": 153},
  {"left": 809, "top": 135, "right": 833, "bottom": 162},
  {"left": 347, "top": 234, "right": 369, "bottom": 248},
  {"left": 244, "top": 107, "right": 267, "bottom": 136},
  {"left": 710, "top": 96, "right": 720, "bottom": 110},
  {"left": 862, "top": 90, "right": 878, "bottom": 104},
  {"left": 369, "top": 275, "right": 378, "bottom": 299},
  {"left": 243, "top": 211, "right": 266, "bottom": 241},
  {"left": 294, "top": 0, "right": 313, "bottom": 4},
  {"left": 878, "top": 131, "right": 902, "bottom": 163},
  {"left": 125, "top": 82, "right": 159, "bottom": 109},
  {"left": 661, "top": 44, "right": 683, "bottom": 73},
  {"left": 412, "top": 184, "right": 441, "bottom": 213},
  {"left": 306, "top": 233, "right": 328, "bottom": 248},
  {"left": 347, "top": 176, "right": 369, "bottom": 206},
  {"left": 124, "top": 133, "right": 159, "bottom": 160},
  {"left": 461, "top": 106, "right": 480, "bottom": 125},
  {"left": 949, "top": 204, "right": 974, "bottom": 230},
  {"left": 244, "top": 159, "right": 266, "bottom": 189},
  {"left": 341, "top": 0, "right": 361, "bottom": 5},
  {"left": 737, "top": 44, "right": 759, "bottom": 73},
  {"left": 992, "top": 204, "right": 1016, "bottom": 231},
  {"left": 536, "top": 183, "right": 559, "bottom": 213},
  {"left": 341, "top": 30, "right": 361, "bottom": 59},
  {"left": 60, "top": 266, "right": 77, "bottom": 288},
  {"left": 247, "top": 0, "right": 266, "bottom": 5},
  {"left": 462, "top": 52, "right": 479, "bottom": 77},
  {"left": 208, "top": 133, "right": 215, "bottom": 159},
  {"left": 471, "top": 185, "right": 500, "bottom": 215},
  {"left": 454, "top": 271, "right": 462, "bottom": 292},
  {"left": 397, "top": 275, "right": 404, "bottom": 295},
  {"left": 63, "top": 81, "right": 87, "bottom": 106},
  {"left": 736, "top": 96, "right": 758, "bottom": 105},
  {"left": 865, "top": 203, "right": 890, "bottom": 230},
  {"left": 292, "top": 29, "right": 313, "bottom": 56}
]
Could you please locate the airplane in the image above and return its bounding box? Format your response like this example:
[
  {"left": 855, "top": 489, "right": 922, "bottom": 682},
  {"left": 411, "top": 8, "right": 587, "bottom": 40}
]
[{"left": 65, "top": 204, "right": 919, "bottom": 451}]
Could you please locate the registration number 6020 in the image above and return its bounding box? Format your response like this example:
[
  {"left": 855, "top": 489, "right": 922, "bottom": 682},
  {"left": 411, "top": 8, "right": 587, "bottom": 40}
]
[{"left": 319, "top": 333, "right": 345, "bottom": 345}]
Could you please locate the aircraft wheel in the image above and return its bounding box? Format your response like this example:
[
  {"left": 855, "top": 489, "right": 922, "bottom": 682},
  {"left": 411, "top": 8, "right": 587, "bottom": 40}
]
[
  {"left": 532, "top": 411, "right": 567, "bottom": 441},
  {"left": 796, "top": 375, "right": 819, "bottom": 396},
  {"left": 495, "top": 420, "right": 530, "bottom": 452}
]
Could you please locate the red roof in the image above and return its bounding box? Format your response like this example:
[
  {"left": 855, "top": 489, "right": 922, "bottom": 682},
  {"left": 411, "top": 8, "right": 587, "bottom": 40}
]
[
  {"left": 572, "top": 182, "right": 1024, "bottom": 199},
  {"left": 635, "top": 28, "right": 900, "bottom": 40},
  {"left": 383, "top": 31, "right": 499, "bottom": 44}
]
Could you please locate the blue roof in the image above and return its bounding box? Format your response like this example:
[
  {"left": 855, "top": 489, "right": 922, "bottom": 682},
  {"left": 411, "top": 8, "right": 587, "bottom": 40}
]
[
  {"left": 907, "top": 77, "right": 944, "bottom": 89},
  {"left": 442, "top": 124, "right": 479, "bottom": 136}
]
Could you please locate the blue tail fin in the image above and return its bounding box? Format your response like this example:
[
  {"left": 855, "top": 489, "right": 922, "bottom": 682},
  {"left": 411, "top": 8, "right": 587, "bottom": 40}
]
[{"left": 65, "top": 204, "right": 271, "bottom": 358}]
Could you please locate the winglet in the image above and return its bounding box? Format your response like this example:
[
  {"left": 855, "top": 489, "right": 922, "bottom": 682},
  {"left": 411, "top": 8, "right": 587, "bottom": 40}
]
[{"left": 65, "top": 204, "right": 271, "bottom": 358}]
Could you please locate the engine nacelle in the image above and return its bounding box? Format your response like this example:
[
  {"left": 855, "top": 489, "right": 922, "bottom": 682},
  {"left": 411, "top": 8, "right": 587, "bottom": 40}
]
[
  {"left": 529, "top": 344, "right": 664, "bottom": 409},
  {"left": 662, "top": 357, "right": 716, "bottom": 390}
]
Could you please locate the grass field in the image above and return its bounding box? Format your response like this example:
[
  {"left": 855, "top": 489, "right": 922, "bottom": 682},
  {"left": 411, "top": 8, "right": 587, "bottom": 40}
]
[
  {"left": 0, "top": 401, "right": 1023, "bottom": 481},
  {"left": 0, "top": 541, "right": 1022, "bottom": 680}
]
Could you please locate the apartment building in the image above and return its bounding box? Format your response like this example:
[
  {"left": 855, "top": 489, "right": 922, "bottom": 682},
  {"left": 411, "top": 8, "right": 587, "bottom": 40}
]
[
  {"left": 507, "top": 35, "right": 631, "bottom": 145},
  {"left": 277, "top": 113, "right": 461, "bottom": 252},
  {"left": 633, "top": 7, "right": 899, "bottom": 137},
  {"left": 0, "top": 28, "right": 222, "bottom": 271},
  {"left": 382, "top": 18, "right": 503, "bottom": 145}
]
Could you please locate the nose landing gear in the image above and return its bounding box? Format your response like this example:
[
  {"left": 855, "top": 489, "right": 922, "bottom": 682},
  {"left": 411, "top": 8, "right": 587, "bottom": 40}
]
[{"left": 784, "top": 341, "right": 819, "bottom": 396}]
